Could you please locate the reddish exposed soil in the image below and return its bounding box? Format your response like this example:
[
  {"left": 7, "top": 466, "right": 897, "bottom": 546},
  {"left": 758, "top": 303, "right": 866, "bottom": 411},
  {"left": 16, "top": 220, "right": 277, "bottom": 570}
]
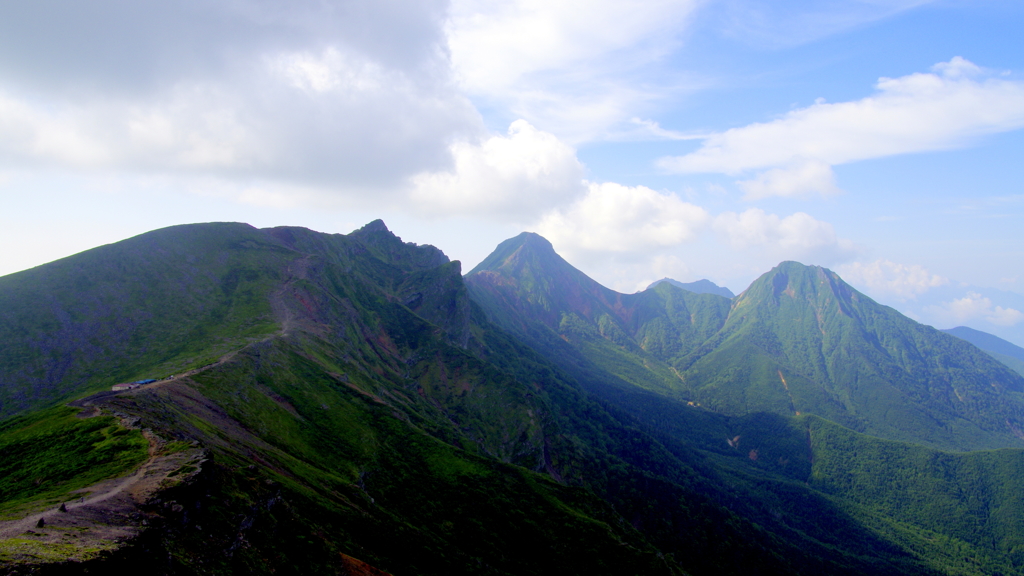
[{"left": 339, "top": 553, "right": 394, "bottom": 576}]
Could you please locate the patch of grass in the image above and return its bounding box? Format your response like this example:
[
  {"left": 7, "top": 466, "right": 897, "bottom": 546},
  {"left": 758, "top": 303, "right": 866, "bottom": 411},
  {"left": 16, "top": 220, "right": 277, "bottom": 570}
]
[
  {"left": 159, "top": 440, "right": 194, "bottom": 455},
  {"left": 0, "top": 406, "right": 149, "bottom": 517},
  {"left": 0, "top": 537, "right": 117, "bottom": 564}
]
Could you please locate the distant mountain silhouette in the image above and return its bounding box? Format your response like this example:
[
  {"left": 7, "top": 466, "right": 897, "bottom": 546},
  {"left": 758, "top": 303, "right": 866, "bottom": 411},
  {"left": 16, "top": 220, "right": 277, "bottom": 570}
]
[
  {"left": 646, "top": 278, "right": 735, "bottom": 298},
  {"left": 945, "top": 325, "right": 1024, "bottom": 377}
]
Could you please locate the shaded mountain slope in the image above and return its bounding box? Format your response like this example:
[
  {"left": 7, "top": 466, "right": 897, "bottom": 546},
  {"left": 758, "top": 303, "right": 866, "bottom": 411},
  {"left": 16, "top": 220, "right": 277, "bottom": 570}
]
[
  {"left": 3, "top": 223, "right": 1023, "bottom": 575},
  {"left": 807, "top": 415, "right": 1024, "bottom": 574},
  {"left": 0, "top": 223, "right": 679, "bottom": 574},
  {"left": 467, "top": 237, "right": 1024, "bottom": 452},
  {"left": 467, "top": 232, "right": 731, "bottom": 401}
]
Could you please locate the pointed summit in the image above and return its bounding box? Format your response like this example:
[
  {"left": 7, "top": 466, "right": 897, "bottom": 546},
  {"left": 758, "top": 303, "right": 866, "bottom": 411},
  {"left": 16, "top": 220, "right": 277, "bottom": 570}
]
[
  {"left": 349, "top": 219, "right": 448, "bottom": 270},
  {"left": 467, "top": 232, "right": 561, "bottom": 276},
  {"left": 356, "top": 219, "right": 390, "bottom": 234},
  {"left": 732, "top": 261, "right": 866, "bottom": 320},
  {"left": 466, "top": 232, "right": 733, "bottom": 402},
  {"left": 682, "top": 261, "right": 1024, "bottom": 449},
  {"left": 466, "top": 232, "right": 619, "bottom": 328}
]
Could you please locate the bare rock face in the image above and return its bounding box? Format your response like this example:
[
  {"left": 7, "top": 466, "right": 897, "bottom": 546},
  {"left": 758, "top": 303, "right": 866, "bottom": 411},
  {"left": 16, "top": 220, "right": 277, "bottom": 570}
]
[{"left": 397, "top": 261, "right": 473, "bottom": 349}]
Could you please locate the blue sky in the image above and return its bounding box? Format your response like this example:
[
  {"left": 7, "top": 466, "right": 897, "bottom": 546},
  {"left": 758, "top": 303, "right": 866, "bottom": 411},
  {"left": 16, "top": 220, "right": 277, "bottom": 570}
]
[{"left": 1, "top": 0, "right": 1023, "bottom": 344}]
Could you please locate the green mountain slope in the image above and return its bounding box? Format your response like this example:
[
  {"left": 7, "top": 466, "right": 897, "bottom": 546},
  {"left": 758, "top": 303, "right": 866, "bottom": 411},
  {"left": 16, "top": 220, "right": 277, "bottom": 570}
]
[
  {"left": 0, "top": 223, "right": 294, "bottom": 418},
  {"left": 0, "top": 223, "right": 682, "bottom": 574},
  {"left": 807, "top": 415, "right": 1024, "bottom": 574},
  {"left": 945, "top": 326, "right": 1024, "bottom": 377},
  {"left": 461, "top": 232, "right": 1024, "bottom": 574},
  {"left": 467, "top": 237, "right": 1024, "bottom": 452},
  {"left": 467, "top": 232, "right": 732, "bottom": 401},
  {"left": 3, "top": 223, "right": 1024, "bottom": 575},
  {"left": 680, "top": 262, "right": 1024, "bottom": 450}
]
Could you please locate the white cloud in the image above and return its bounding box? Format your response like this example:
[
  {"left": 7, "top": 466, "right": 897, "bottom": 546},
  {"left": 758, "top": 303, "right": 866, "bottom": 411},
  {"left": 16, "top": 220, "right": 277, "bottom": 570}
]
[
  {"left": 522, "top": 181, "right": 720, "bottom": 292},
  {"left": 836, "top": 259, "right": 948, "bottom": 301},
  {"left": 409, "top": 120, "right": 586, "bottom": 219},
  {"left": 445, "top": 0, "right": 703, "bottom": 141},
  {"left": 990, "top": 307, "right": 1024, "bottom": 326},
  {"left": 716, "top": 0, "right": 936, "bottom": 49},
  {"left": 0, "top": 1, "right": 480, "bottom": 191},
  {"left": 0, "top": 92, "right": 114, "bottom": 167},
  {"left": 528, "top": 196, "right": 856, "bottom": 294},
  {"left": 271, "top": 47, "right": 386, "bottom": 95},
  {"left": 927, "top": 292, "right": 1024, "bottom": 327},
  {"left": 737, "top": 159, "right": 841, "bottom": 200},
  {"left": 447, "top": 0, "right": 699, "bottom": 94},
  {"left": 534, "top": 182, "right": 709, "bottom": 254},
  {"left": 606, "top": 118, "right": 711, "bottom": 142},
  {"left": 659, "top": 58, "right": 1024, "bottom": 195},
  {"left": 713, "top": 208, "right": 856, "bottom": 264}
]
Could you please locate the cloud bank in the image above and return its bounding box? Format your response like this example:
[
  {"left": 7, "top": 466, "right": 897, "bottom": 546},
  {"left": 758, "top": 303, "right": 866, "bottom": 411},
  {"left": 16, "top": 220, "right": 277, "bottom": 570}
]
[
  {"left": 837, "top": 259, "right": 948, "bottom": 301},
  {"left": 926, "top": 293, "right": 1024, "bottom": 327},
  {"left": 0, "top": 0, "right": 479, "bottom": 190},
  {"left": 534, "top": 182, "right": 709, "bottom": 254},
  {"left": 445, "top": 0, "right": 703, "bottom": 141},
  {"left": 660, "top": 58, "right": 1024, "bottom": 198},
  {"left": 409, "top": 120, "right": 585, "bottom": 218},
  {"left": 713, "top": 209, "right": 856, "bottom": 265}
]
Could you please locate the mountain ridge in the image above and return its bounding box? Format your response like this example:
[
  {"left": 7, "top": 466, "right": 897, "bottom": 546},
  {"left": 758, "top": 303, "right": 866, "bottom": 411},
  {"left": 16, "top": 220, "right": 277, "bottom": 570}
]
[
  {"left": 4, "top": 222, "right": 1024, "bottom": 574},
  {"left": 646, "top": 278, "right": 735, "bottom": 298},
  {"left": 468, "top": 244, "right": 1024, "bottom": 451},
  {"left": 944, "top": 326, "right": 1024, "bottom": 377}
]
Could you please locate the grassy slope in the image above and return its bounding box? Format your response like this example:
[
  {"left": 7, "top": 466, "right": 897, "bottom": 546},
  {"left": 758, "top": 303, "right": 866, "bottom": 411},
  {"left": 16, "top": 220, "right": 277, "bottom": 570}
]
[
  {"left": 0, "top": 223, "right": 295, "bottom": 417},
  {"left": 0, "top": 406, "right": 148, "bottom": 518},
  {"left": 679, "top": 263, "right": 1024, "bottom": 451},
  {"left": 141, "top": 338, "right": 676, "bottom": 576}
]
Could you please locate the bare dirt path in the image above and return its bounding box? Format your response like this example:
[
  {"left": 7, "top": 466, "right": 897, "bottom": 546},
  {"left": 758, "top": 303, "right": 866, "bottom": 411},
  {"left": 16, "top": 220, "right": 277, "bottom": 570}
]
[
  {"left": 269, "top": 254, "right": 317, "bottom": 338},
  {"left": 0, "top": 431, "right": 155, "bottom": 541},
  {"left": 0, "top": 429, "right": 204, "bottom": 565},
  {"left": 0, "top": 259, "right": 316, "bottom": 566}
]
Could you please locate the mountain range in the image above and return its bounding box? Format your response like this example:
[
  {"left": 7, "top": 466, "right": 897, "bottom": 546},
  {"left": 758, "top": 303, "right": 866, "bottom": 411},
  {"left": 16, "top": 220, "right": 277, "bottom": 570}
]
[
  {"left": 645, "top": 278, "right": 735, "bottom": 298},
  {"left": 2, "top": 222, "right": 1024, "bottom": 575},
  {"left": 466, "top": 233, "right": 1024, "bottom": 451},
  {"left": 944, "top": 326, "right": 1024, "bottom": 378}
]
